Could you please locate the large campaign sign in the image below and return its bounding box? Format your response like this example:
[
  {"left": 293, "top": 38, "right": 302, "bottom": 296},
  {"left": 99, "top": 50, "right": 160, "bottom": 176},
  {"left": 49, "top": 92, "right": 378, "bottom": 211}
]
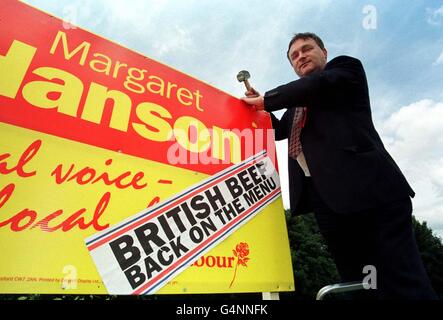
[{"left": 0, "top": 0, "right": 294, "bottom": 294}]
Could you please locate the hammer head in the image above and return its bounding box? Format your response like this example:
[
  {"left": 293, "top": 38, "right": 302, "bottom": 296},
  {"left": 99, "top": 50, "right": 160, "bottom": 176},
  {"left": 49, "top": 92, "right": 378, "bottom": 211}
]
[{"left": 236, "top": 70, "right": 250, "bottom": 82}]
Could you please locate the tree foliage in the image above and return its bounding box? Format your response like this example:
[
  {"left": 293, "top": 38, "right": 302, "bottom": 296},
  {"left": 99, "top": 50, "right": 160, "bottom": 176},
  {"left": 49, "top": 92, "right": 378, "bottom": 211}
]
[
  {"left": 412, "top": 216, "right": 443, "bottom": 299},
  {"left": 281, "top": 211, "right": 340, "bottom": 300}
]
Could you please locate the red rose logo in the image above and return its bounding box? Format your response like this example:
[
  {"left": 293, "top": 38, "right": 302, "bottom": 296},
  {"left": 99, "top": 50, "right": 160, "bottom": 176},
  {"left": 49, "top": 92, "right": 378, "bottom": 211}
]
[{"left": 229, "top": 242, "right": 250, "bottom": 288}]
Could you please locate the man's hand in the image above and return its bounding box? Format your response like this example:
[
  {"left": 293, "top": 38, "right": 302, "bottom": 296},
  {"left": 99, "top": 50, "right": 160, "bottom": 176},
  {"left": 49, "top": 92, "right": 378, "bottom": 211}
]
[{"left": 241, "top": 88, "right": 265, "bottom": 111}]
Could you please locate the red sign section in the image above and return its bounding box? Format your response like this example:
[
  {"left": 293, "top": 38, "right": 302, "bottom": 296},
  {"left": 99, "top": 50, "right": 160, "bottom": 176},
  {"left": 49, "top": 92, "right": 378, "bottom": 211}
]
[{"left": 0, "top": 0, "right": 275, "bottom": 176}]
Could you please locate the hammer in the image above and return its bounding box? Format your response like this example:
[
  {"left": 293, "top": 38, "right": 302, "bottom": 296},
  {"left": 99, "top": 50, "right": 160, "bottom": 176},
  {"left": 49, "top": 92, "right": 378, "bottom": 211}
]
[{"left": 236, "top": 70, "right": 252, "bottom": 93}]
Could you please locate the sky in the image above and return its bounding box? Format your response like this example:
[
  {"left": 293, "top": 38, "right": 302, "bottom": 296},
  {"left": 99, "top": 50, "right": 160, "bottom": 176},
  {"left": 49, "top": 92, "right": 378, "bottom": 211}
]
[{"left": 23, "top": 0, "right": 443, "bottom": 238}]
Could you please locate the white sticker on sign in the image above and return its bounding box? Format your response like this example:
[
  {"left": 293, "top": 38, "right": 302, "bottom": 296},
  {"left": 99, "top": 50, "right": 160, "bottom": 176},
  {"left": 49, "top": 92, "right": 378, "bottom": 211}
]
[{"left": 85, "top": 151, "right": 281, "bottom": 295}]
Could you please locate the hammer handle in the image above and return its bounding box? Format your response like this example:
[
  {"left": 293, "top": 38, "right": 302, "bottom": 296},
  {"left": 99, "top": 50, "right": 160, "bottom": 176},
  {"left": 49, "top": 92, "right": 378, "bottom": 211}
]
[{"left": 243, "top": 79, "right": 252, "bottom": 92}]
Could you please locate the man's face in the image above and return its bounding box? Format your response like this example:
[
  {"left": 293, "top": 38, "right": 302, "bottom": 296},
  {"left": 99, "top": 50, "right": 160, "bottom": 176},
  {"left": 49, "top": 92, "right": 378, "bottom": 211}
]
[{"left": 288, "top": 38, "right": 328, "bottom": 78}]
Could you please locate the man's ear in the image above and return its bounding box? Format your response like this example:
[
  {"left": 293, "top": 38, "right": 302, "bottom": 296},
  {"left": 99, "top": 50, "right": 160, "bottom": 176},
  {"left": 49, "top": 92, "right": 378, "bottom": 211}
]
[{"left": 323, "top": 48, "right": 328, "bottom": 60}]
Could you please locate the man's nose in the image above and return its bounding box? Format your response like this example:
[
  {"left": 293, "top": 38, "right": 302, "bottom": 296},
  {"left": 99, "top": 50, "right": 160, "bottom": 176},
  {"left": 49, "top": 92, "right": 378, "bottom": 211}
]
[{"left": 297, "top": 54, "right": 307, "bottom": 65}]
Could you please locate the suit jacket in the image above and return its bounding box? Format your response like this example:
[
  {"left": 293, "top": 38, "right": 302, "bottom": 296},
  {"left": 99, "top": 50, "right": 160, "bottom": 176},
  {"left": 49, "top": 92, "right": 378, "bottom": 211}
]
[{"left": 266, "top": 55, "right": 414, "bottom": 215}]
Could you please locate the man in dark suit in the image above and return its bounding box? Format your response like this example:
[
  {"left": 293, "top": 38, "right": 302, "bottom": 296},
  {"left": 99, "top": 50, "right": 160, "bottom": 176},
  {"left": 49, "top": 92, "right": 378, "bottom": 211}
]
[{"left": 241, "top": 32, "right": 437, "bottom": 299}]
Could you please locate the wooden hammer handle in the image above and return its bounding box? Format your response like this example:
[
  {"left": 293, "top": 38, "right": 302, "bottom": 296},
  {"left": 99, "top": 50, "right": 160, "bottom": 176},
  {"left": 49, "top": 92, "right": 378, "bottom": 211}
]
[{"left": 243, "top": 79, "right": 252, "bottom": 92}]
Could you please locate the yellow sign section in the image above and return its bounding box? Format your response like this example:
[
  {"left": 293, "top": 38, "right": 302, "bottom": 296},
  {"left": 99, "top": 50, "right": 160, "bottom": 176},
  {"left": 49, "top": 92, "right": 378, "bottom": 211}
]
[{"left": 0, "top": 123, "right": 293, "bottom": 294}]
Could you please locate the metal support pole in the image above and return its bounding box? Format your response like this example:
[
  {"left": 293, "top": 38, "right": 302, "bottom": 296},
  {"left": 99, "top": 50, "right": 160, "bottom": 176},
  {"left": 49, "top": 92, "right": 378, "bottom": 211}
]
[
  {"left": 316, "top": 281, "right": 366, "bottom": 300},
  {"left": 262, "top": 292, "right": 280, "bottom": 300}
]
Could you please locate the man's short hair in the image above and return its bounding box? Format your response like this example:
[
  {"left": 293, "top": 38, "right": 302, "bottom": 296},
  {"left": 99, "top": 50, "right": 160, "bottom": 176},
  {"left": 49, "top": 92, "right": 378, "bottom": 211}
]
[{"left": 286, "top": 32, "right": 325, "bottom": 60}]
